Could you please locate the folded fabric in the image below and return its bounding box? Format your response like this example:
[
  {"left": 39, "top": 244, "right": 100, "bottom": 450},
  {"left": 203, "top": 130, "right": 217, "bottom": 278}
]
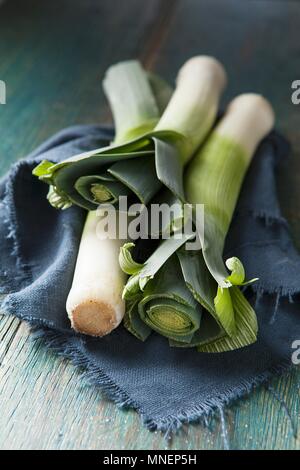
[{"left": 1, "top": 125, "right": 299, "bottom": 441}]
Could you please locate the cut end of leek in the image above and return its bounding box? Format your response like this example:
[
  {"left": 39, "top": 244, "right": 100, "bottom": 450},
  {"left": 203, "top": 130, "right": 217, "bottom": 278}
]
[
  {"left": 67, "top": 299, "right": 121, "bottom": 337},
  {"left": 91, "top": 184, "right": 114, "bottom": 203}
]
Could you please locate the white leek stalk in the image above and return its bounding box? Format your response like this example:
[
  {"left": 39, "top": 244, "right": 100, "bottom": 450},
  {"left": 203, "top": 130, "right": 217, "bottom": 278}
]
[
  {"left": 217, "top": 93, "right": 275, "bottom": 160},
  {"left": 155, "top": 56, "right": 227, "bottom": 162},
  {"left": 66, "top": 209, "right": 126, "bottom": 336},
  {"left": 65, "top": 62, "right": 162, "bottom": 336}
]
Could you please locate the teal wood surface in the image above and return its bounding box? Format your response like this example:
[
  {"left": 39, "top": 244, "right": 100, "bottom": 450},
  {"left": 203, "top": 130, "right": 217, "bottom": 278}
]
[{"left": 0, "top": 0, "right": 299, "bottom": 450}]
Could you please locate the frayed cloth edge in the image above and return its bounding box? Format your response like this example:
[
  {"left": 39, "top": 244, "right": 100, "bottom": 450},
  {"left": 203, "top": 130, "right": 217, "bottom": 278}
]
[
  {"left": 16, "top": 318, "right": 293, "bottom": 437},
  {"left": 236, "top": 207, "right": 288, "bottom": 228},
  {"left": 0, "top": 161, "right": 35, "bottom": 289}
]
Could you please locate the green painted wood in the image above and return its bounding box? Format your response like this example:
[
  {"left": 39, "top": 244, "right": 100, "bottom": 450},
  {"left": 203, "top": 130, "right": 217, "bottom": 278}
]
[{"left": 0, "top": 0, "right": 299, "bottom": 450}]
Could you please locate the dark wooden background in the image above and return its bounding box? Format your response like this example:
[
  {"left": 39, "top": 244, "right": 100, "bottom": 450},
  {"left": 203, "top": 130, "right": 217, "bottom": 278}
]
[{"left": 0, "top": 0, "right": 299, "bottom": 449}]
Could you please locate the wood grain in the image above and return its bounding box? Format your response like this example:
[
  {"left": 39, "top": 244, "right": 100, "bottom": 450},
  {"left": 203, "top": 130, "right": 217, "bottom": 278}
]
[{"left": 0, "top": 0, "right": 299, "bottom": 450}]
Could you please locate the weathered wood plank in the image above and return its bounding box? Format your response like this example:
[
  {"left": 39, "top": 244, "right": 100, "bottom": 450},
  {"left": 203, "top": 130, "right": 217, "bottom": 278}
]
[{"left": 0, "top": 0, "right": 299, "bottom": 450}]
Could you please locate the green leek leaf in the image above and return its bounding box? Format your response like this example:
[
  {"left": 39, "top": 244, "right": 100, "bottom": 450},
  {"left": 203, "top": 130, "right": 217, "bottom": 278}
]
[
  {"left": 123, "top": 298, "right": 152, "bottom": 341},
  {"left": 197, "top": 287, "right": 258, "bottom": 353},
  {"left": 119, "top": 243, "right": 144, "bottom": 275}
]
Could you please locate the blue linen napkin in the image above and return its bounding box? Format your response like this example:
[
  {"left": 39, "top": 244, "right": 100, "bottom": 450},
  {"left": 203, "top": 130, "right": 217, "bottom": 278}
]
[{"left": 1, "top": 125, "right": 299, "bottom": 437}]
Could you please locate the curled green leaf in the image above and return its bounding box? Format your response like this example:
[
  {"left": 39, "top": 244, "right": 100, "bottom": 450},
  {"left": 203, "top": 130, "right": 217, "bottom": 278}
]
[
  {"left": 119, "top": 243, "right": 144, "bottom": 275},
  {"left": 47, "top": 185, "right": 72, "bottom": 210},
  {"left": 226, "top": 257, "right": 245, "bottom": 285}
]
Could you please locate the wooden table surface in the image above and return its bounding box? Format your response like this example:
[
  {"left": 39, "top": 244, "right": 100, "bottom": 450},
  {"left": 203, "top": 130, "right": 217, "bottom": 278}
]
[{"left": 0, "top": 0, "right": 299, "bottom": 450}]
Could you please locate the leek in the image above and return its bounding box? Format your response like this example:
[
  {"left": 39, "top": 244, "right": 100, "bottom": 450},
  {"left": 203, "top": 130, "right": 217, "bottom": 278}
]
[{"left": 121, "top": 94, "right": 274, "bottom": 352}]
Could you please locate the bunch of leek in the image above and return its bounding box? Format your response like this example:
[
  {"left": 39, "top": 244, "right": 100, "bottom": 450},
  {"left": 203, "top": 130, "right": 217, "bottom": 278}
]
[
  {"left": 121, "top": 94, "right": 274, "bottom": 352},
  {"left": 41, "top": 57, "right": 226, "bottom": 336}
]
